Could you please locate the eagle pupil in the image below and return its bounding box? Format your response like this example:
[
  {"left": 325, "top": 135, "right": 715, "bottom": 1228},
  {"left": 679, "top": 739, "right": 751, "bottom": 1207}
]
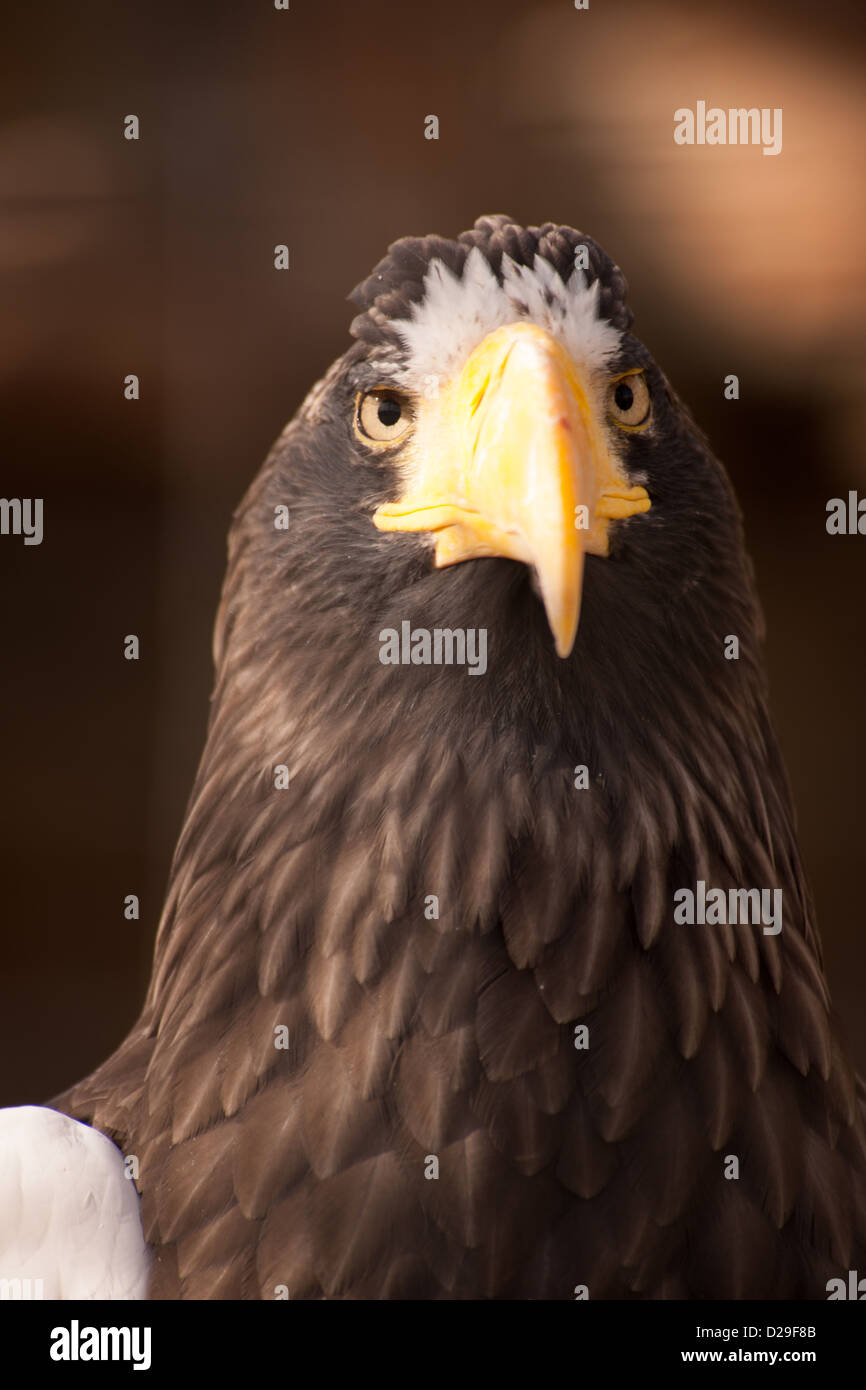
[
  {"left": 615, "top": 382, "right": 634, "bottom": 412},
  {"left": 378, "top": 398, "right": 401, "bottom": 427}
]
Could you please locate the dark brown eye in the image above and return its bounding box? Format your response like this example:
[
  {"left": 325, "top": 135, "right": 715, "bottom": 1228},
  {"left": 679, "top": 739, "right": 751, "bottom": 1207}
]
[
  {"left": 608, "top": 372, "right": 651, "bottom": 430},
  {"left": 356, "top": 389, "right": 414, "bottom": 444}
]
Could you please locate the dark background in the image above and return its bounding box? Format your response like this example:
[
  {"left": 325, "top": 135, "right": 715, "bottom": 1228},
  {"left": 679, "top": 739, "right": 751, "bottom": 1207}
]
[{"left": 2, "top": 0, "right": 864, "bottom": 1105}]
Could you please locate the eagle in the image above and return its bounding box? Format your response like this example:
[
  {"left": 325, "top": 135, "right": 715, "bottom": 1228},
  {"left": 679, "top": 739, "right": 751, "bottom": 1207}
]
[{"left": 4, "top": 215, "right": 865, "bottom": 1300}]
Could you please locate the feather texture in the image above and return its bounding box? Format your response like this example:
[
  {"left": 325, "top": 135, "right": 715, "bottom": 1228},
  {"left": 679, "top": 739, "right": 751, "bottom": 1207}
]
[{"left": 46, "top": 216, "right": 866, "bottom": 1299}]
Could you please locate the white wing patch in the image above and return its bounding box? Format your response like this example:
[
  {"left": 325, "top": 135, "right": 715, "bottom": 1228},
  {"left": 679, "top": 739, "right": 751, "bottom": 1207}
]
[
  {"left": 391, "top": 246, "right": 623, "bottom": 390},
  {"left": 0, "top": 1106, "right": 150, "bottom": 1300}
]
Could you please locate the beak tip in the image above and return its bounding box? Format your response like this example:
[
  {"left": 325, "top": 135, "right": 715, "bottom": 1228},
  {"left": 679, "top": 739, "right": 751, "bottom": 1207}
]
[
  {"left": 548, "top": 601, "right": 579, "bottom": 658},
  {"left": 540, "top": 573, "right": 582, "bottom": 661}
]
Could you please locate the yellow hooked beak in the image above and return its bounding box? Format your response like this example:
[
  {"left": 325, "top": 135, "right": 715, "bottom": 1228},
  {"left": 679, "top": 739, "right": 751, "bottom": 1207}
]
[{"left": 372, "top": 322, "right": 650, "bottom": 658}]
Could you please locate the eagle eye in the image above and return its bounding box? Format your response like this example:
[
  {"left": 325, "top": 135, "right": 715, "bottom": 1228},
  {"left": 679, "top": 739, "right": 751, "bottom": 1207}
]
[
  {"left": 355, "top": 389, "right": 414, "bottom": 445},
  {"left": 608, "top": 371, "right": 651, "bottom": 430}
]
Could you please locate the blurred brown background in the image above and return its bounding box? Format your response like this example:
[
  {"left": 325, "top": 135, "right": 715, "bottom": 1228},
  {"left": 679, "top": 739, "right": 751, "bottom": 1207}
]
[{"left": 2, "top": 0, "right": 864, "bottom": 1105}]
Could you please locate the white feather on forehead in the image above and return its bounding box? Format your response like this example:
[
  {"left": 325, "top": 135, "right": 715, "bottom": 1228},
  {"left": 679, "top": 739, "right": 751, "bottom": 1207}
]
[{"left": 388, "top": 246, "right": 623, "bottom": 390}]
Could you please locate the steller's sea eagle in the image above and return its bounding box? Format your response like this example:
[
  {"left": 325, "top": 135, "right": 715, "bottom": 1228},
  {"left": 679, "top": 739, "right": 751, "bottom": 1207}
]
[{"left": 4, "top": 215, "right": 865, "bottom": 1299}]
